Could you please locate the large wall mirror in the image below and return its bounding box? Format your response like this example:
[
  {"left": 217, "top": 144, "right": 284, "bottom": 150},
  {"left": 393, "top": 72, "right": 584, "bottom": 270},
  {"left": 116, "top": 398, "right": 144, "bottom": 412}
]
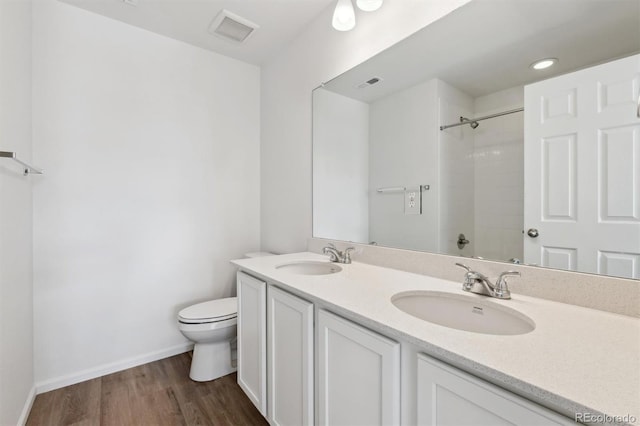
[{"left": 312, "top": 0, "right": 640, "bottom": 279}]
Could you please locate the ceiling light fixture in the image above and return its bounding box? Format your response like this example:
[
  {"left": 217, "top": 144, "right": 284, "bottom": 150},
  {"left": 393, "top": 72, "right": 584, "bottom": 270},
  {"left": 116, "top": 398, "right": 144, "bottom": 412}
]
[
  {"left": 332, "top": 0, "right": 383, "bottom": 31},
  {"left": 530, "top": 58, "right": 558, "bottom": 70},
  {"left": 332, "top": 0, "right": 356, "bottom": 31},
  {"left": 356, "top": 0, "right": 383, "bottom": 12}
]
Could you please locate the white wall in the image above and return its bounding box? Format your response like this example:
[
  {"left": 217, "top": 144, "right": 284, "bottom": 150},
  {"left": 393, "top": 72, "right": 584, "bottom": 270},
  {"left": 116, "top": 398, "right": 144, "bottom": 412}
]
[
  {"left": 0, "top": 0, "right": 35, "bottom": 423},
  {"left": 473, "top": 86, "right": 524, "bottom": 262},
  {"left": 313, "top": 89, "right": 369, "bottom": 243},
  {"left": 369, "top": 79, "right": 439, "bottom": 251},
  {"left": 438, "top": 80, "right": 475, "bottom": 256},
  {"left": 32, "top": 0, "right": 260, "bottom": 389},
  {"left": 260, "top": 0, "right": 471, "bottom": 254}
]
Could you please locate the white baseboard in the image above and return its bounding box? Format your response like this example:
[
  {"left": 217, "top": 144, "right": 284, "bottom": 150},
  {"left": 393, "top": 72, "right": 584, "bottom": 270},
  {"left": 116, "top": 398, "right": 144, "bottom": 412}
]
[
  {"left": 17, "top": 385, "right": 36, "bottom": 426},
  {"left": 35, "top": 342, "right": 193, "bottom": 394}
]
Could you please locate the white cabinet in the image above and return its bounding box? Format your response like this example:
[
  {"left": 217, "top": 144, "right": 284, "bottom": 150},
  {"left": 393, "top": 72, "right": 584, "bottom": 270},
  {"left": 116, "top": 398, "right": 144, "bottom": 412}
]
[
  {"left": 416, "top": 353, "right": 572, "bottom": 426},
  {"left": 317, "top": 309, "right": 401, "bottom": 426},
  {"left": 236, "top": 271, "right": 267, "bottom": 416},
  {"left": 236, "top": 267, "right": 572, "bottom": 426},
  {"left": 267, "top": 286, "right": 314, "bottom": 426}
]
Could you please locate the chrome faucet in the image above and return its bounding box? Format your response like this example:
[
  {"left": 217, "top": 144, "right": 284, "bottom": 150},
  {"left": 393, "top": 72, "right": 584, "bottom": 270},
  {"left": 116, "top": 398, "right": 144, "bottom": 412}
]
[
  {"left": 323, "top": 244, "right": 355, "bottom": 264},
  {"left": 455, "top": 263, "right": 520, "bottom": 299}
]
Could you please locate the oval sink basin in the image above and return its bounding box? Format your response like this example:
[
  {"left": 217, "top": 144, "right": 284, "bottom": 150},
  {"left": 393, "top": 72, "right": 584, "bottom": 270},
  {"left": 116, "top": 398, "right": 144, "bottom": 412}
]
[
  {"left": 392, "top": 291, "right": 535, "bottom": 335},
  {"left": 276, "top": 261, "right": 342, "bottom": 275}
]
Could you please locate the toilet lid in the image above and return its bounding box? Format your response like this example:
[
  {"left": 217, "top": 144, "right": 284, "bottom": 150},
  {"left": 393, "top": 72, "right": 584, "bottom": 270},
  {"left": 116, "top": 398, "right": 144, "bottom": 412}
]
[{"left": 178, "top": 297, "right": 237, "bottom": 324}]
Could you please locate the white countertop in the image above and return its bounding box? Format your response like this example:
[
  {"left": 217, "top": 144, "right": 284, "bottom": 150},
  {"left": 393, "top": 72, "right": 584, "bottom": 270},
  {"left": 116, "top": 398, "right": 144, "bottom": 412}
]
[{"left": 232, "top": 252, "right": 640, "bottom": 425}]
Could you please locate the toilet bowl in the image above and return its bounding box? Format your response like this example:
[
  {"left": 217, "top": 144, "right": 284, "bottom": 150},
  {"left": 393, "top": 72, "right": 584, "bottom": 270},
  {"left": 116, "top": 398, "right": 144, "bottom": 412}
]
[
  {"left": 178, "top": 252, "right": 274, "bottom": 381},
  {"left": 178, "top": 297, "right": 238, "bottom": 382}
]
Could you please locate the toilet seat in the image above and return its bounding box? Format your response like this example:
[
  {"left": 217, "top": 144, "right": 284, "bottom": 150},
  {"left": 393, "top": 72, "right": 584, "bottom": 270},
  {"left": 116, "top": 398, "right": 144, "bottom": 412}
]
[{"left": 178, "top": 297, "right": 237, "bottom": 324}]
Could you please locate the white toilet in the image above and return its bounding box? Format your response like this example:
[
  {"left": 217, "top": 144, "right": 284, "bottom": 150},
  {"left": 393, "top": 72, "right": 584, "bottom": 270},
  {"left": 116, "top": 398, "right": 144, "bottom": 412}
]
[
  {"left": 177, "top": 251, "right": 274, "bottom": 382},
  {"left": 178, "top": 297, "right": 238, "bottom": 382}
]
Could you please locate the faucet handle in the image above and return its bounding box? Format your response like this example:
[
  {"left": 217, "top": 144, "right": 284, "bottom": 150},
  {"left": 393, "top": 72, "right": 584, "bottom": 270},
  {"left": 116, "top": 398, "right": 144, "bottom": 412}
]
[
  {"left": 455, "top": 263, "right": 475, "bottom": 290},
  {"left": 343, "top": 247, "right": 355, "bottom": 264},
  {"left": 495, "top": 271, "right": 520, "bottom": 299},
  {"left": 497, "top": 270, "right": 520, "bottom": 283},
  {"left": 323, "top": 244, "right": 339, "bottom": 262},
  {"left": 455, "top": 263, "right": 472, "bottom": 272}
]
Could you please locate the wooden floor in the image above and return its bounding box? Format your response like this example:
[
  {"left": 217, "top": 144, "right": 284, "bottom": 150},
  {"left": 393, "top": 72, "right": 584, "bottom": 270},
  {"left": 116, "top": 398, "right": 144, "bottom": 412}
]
[{"left": 27, "top": 353, "right": 268, "bottom": 426}]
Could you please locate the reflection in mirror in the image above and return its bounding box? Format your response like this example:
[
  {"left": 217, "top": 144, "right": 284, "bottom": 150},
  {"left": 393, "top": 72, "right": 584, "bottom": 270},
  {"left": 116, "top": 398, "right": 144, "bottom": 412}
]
[{"left": 312, "top": 0, "right": 640, "bottom": 279}]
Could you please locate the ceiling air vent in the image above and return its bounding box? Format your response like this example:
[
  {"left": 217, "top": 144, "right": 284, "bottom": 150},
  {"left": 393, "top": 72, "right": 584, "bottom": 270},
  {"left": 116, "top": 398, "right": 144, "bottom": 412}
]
[
  {"left": 208, "top": 9, "right": 259, "bottom": 43},
  {"left": 356, "top": 76, "right": 384, "bottom": 89}
]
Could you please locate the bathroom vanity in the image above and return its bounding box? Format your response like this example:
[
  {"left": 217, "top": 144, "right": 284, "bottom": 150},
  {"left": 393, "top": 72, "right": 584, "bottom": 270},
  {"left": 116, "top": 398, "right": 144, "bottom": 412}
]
[
  {"left": 232, "top": 253, "right": 640, "bottom": 426},
  {"left": 232, "top": 1, "right": 640, "bottom": 424}
]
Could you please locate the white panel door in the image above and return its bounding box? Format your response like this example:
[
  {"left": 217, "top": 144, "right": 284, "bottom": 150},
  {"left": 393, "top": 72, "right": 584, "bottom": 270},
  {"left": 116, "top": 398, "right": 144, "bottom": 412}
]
[
  {"left": 236, "top": 271, "right": 267, "bottom": 416},
  {"left": 416, "top": 354, "right": 572, "bottom": 426},
  {"left": 267, "top": 285, "right": 314, "bottom": 426},
  {"left": 524, "top": 54, "right": 640, "bottom": 278},
  {"left": 317, "top": 309, "right": 400, "bottom": 426}
]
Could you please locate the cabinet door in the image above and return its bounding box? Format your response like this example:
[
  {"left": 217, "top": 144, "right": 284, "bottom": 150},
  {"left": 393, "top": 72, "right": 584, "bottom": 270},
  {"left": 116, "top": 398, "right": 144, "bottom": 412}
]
[
  {"left": 317, "top": 309, "right": 400, "bottom": 426},
  {"left": 237, "top": 271, "right": 267, "bottom": 416},
  {"left": 416, "top": 353, "right": 572, "bottom": 426},
  {"left": 268, "top": 286, "right": 314, "bottom": 426}
]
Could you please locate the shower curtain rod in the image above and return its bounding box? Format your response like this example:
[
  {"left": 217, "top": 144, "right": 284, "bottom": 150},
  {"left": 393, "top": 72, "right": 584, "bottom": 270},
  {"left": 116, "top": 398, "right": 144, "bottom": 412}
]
[{"left": 439, "top": 107, "right": 524, "bottom": 131}]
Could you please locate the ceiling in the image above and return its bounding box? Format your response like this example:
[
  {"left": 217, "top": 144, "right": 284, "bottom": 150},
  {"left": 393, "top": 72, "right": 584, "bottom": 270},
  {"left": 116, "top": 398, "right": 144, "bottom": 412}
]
[
  {"left": 323, "top": 0, "right": 640, "bottom": 102},
  {"left": 60, "top": 0, "right": 336, "bottom": 65}
]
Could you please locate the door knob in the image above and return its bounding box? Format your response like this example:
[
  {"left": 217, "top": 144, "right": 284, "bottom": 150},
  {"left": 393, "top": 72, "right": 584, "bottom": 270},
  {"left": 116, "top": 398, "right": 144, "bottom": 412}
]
[{"left": 526, "top": 228, "right": 539, "bottom": 238}]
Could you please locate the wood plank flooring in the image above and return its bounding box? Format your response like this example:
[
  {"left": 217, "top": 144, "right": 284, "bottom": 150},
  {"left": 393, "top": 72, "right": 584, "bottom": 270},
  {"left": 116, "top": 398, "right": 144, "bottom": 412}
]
[{"left": 27, "top": 352, "right": 268, "bottom": 426}]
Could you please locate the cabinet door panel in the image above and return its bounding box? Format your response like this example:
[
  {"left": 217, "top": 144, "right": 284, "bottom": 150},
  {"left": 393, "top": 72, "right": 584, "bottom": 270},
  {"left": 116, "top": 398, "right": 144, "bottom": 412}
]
[
  {"left": 268, "top": 286, "right": 314, "bottom": 426},
  {"left": 318, "top": 309, "right": 400, "bottom": 426},
  {"left": 417, "top": 353, "right": 572, "bottom": 426},
  {"left": 237, "top": 271, "right": 267, "bottom": 416}
]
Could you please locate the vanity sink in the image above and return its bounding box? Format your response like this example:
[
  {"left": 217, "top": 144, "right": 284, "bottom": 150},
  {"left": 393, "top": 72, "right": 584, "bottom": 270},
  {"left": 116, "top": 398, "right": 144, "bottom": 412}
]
[
  {"left": 392, "top": 291, "right": 535, "bottom": 335},
  {"left": 276, "top": 260, "right": 342, "bottom": 275}
]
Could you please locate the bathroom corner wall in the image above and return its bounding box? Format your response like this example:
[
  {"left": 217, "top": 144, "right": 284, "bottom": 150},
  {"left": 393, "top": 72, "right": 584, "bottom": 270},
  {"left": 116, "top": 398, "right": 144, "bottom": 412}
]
[
  {"left": 437, "top": 80, "right": 475, "bottom": 256},
  {"left": 260, "top": 0, "right": 472, "bottom": 255},
  {"left": 313, "top": 89, "right": 369, "bottom": 243},
  {"left": 368, "top": 79, "right": 439, "bottom": 252},
  {"left": 32, "top": 0, "right": 260, "bottom": 390},
  {"left": 0, "top": 0, "right": 35, "bottom": 423}
]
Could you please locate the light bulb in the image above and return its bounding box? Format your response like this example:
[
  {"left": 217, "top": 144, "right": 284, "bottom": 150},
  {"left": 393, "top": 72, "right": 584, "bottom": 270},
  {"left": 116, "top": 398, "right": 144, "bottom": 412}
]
[
  {"left": 332, "top": 0, "right": 356, "bottom": 31},
  {"left": 356, "top": 0, "right": 383, "bottom": 12}
]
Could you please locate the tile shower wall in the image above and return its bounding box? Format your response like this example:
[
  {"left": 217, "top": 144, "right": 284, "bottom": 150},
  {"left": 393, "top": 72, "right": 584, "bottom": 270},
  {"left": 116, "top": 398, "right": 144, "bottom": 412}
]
[
  {"left": 438, "top": 80, "right": 475, "bottom": 256},
  {"left": 473, "top": 86, "right": 525, "bottom": 262}
]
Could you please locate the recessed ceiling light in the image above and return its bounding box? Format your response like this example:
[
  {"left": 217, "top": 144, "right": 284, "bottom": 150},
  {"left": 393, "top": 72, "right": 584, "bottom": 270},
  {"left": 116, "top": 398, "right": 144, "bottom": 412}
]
[{"left": 530, "top": 58, "right": 558, "bottom": 70}]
